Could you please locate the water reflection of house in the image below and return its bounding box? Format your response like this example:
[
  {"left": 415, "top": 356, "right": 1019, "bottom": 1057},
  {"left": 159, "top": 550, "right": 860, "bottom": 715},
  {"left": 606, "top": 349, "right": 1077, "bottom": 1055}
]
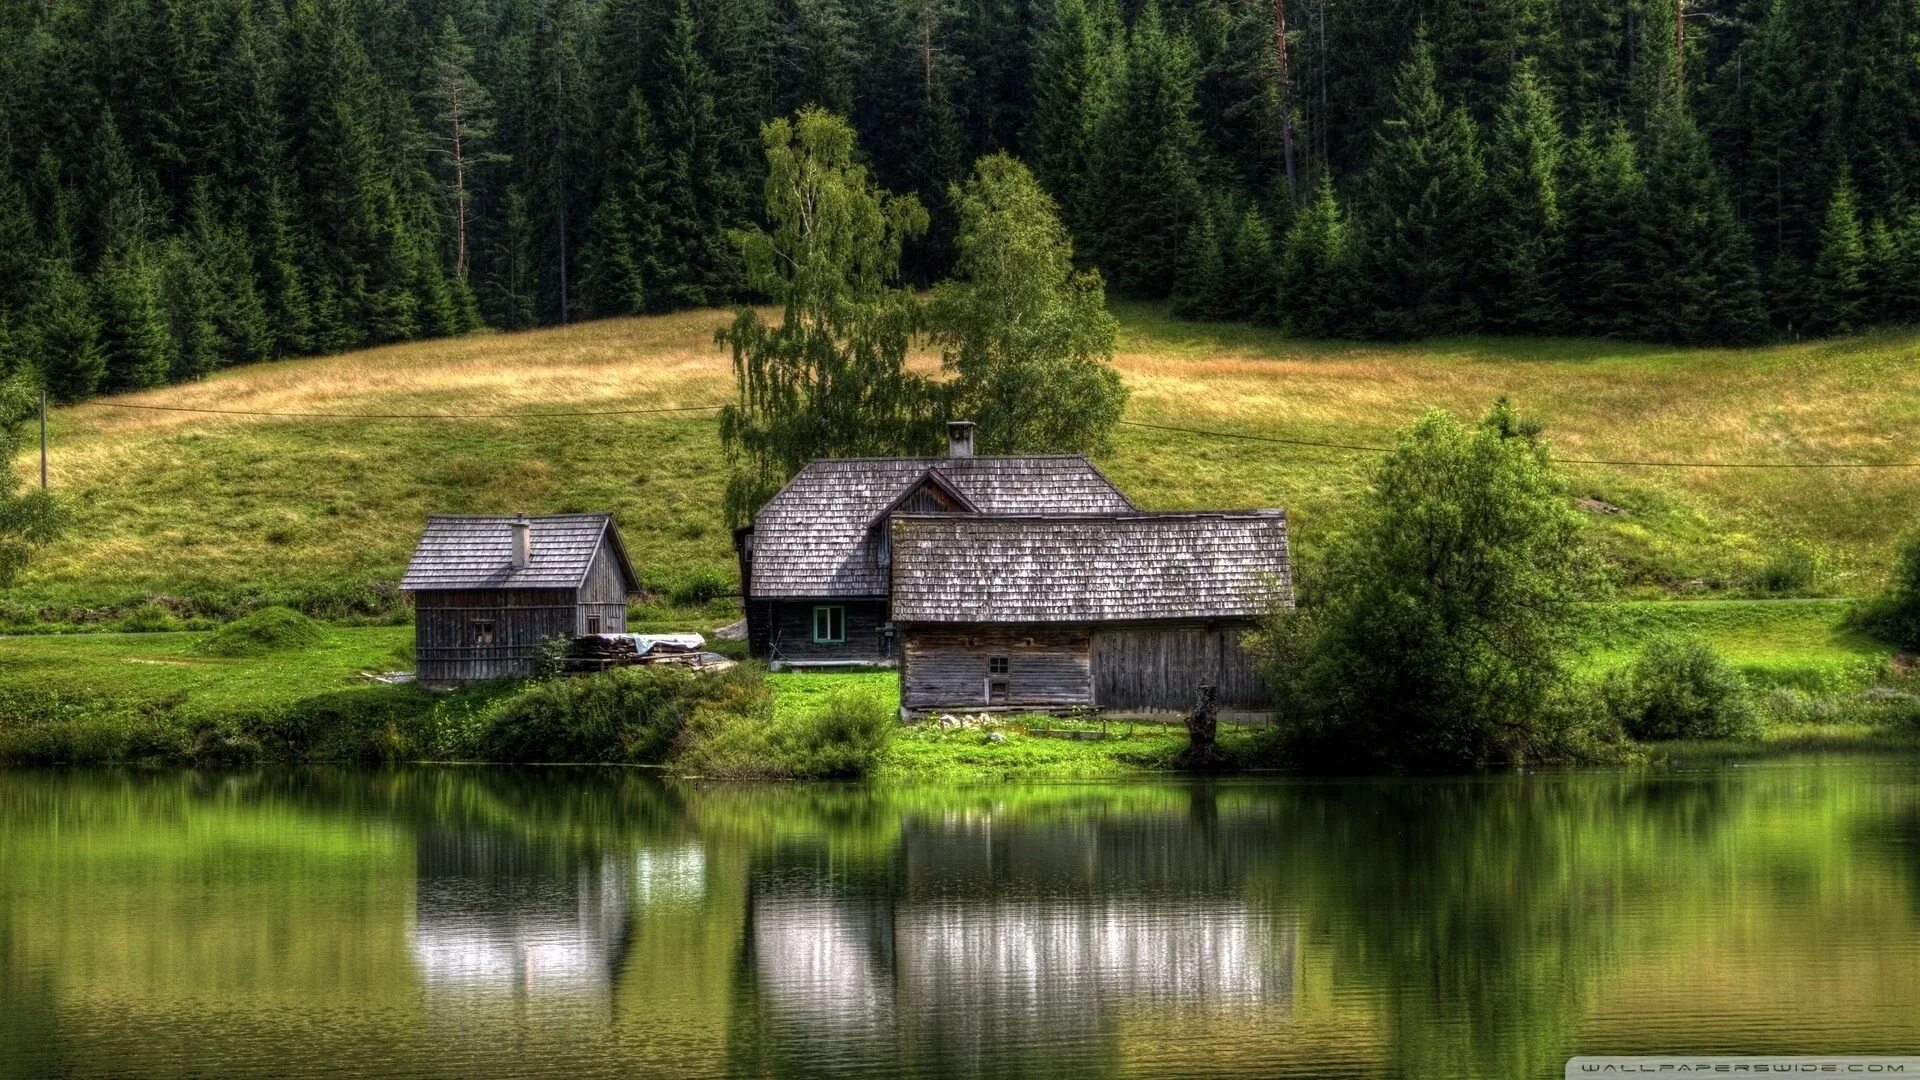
[
  {"left": 744, "top": 808, "right": 1295, "bottom": 1074},
  {"left": 408, "top": 827, "right": 631, "bottom": 997}
]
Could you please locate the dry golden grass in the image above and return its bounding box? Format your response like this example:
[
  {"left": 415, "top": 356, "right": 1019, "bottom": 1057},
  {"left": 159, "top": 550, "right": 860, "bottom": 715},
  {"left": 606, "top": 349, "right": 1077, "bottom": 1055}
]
[{"left": 10, "top": 302, "right": 1920, "bottom": 619}]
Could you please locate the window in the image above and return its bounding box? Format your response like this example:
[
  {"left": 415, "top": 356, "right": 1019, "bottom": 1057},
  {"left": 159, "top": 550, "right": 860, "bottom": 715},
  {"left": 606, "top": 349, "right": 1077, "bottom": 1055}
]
[
  {"left": 812, "top": 605, "right": 846, "bottom": 645},
  {"left": 988, "top": 655, "right": 1009, "bottom": 675},
  {"left": 586, "top": 614, "right": 602, "bottom": 635},
  {"left": 472, "top": 620, "right": 495, "bottom": 646}
]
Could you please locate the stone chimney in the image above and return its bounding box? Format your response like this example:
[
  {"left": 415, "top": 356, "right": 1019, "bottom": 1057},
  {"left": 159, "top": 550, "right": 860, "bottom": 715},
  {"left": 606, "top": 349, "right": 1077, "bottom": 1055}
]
[
  {"left": 947, "top": 420, "right": 976, "bottom": 459},
  {"left": 510, "top": 515, "right": 531, "bottom": 570}
]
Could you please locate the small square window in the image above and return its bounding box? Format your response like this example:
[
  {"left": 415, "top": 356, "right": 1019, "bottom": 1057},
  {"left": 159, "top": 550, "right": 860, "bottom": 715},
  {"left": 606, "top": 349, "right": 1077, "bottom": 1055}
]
[
  {"left": 812, "top": 605, "right": 846, "bottom": 644},
  {"left": 586, "top": 614, "right": 602, "bottom": 635},
  {"left": 472, "top": 620, "right": 495, "bottom": 646},
  {"left": 989, "top": 655, "right": 1009, "bottom": 675}
]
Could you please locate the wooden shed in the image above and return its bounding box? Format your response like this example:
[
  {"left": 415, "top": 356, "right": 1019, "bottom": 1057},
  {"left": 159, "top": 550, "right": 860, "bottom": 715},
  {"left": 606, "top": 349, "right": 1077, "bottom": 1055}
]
[
  {"left": 401, "top": 514, "right": 640, "bottom": 686},
  {"left": 888, "top": 512, "right": 1292, "bottom": 716}
]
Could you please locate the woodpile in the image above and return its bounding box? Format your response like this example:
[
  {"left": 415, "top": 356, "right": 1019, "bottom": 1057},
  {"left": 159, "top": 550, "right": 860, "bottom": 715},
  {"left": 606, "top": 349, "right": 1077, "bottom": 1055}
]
[{"left": 566, "top": 634, "right": 734, "bottom": 673}]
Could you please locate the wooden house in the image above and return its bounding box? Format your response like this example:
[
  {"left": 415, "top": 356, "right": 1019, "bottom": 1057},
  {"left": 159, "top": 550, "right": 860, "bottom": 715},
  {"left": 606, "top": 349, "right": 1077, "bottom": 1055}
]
[
  {"left": 889, "top": 512, "right": 1292, "bottom": 715},
  {"left": 401, "top": 514, "right": 640, "bottom": 686},
  {"left": 733, "top": 422, "right": 1136, "bottom": 667}
]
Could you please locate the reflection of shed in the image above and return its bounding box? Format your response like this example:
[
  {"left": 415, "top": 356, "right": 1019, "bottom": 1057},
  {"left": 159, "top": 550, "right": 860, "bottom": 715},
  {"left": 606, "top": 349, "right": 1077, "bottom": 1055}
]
[
  {"left": 408, "top": 828, "right": 631, "bottom": 996},
  {"left": 401, "top": 514, "right": 640, "bottom": 686}
]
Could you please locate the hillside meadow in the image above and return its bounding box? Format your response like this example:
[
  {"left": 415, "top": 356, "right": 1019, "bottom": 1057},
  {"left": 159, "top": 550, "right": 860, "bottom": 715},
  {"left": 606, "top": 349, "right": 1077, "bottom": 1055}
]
[{"left": 7, "top": 303, "right": 1920, "bottom": 629}]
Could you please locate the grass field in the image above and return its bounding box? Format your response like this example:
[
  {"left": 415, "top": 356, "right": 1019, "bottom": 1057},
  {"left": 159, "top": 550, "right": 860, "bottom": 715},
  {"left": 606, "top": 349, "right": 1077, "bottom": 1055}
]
[{"left": 9, "top": 303, "right": 1920, "bottom": 627}]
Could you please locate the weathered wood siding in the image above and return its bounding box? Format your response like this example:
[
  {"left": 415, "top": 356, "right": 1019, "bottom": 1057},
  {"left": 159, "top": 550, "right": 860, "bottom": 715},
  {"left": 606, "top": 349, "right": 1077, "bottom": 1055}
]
[
  {"left": 576, "top": 547, "right": 629, "bottom": 635},
  {"left": 415, "top": 588, "right": 578, "bottom": 684},
  {"left": 769, "top": 599, "right": 892, "bottom": 663},
  {"left": 1090, "top": 623, "right": 1267, "bottom": 710},
  {"left": 901, "top": 625, "right": 1092, "bottom": 710}
]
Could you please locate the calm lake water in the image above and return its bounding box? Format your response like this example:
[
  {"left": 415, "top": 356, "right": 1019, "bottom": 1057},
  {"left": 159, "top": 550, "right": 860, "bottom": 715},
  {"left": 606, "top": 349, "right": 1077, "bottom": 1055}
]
[{"left": 4, "top": 764, "right": 1920, "bottom": 1079}]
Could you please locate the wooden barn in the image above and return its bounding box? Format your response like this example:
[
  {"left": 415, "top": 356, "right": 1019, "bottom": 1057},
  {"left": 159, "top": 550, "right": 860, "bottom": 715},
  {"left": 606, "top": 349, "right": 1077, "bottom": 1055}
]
[
  {"left": 888, "top": 512, "right": 1292, "bottom": 716},
  {"left": 401, "top": 514, "right": 640, "bottom": 686},
  {"left": 734, "top": 421, "right": 1136, "bottom": 667}
]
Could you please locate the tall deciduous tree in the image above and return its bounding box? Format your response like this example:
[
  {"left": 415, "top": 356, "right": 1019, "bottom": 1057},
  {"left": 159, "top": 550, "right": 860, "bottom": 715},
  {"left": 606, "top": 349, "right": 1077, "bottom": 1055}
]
[
  {"left": 717, "top": 108, "right": 933, "bottom": 525},
  {"left": 929, "top": 153, "right": 1126, "bottom": 454}
]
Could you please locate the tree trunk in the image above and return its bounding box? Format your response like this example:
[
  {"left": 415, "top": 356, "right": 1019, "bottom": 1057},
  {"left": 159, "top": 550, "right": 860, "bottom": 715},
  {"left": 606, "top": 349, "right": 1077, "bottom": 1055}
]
[{"left": 1274, "top": 0, "right": 1296, "bottom": 199}]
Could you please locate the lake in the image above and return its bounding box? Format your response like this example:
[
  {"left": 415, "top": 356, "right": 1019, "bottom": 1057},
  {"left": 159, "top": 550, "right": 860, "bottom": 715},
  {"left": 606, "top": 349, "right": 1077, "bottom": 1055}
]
[{"left": 3, "top": 763, "right": 1919, "bottom": 1078}]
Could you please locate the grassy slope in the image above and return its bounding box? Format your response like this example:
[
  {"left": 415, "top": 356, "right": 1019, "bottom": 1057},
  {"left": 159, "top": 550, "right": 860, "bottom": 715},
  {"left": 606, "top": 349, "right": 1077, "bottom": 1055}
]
[{"left": 12, "top": 303, "right": 1920, "bottom": 623}]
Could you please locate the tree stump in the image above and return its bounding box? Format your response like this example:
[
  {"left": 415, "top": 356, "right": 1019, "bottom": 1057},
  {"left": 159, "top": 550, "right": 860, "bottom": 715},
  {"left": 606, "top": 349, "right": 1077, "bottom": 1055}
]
[{"left": 1176, "top": 683, "right": 1228, "bottom": 771}]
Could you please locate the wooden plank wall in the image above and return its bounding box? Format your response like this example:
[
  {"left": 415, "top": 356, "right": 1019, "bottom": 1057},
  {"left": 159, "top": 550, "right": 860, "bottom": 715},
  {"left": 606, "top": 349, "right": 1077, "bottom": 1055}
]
[
  {"left": 901, "top": 626, "right": 1092, "bottom": 710},
  {"left": 1091, "top": 623, "right": 1268, "bottom": 710},
  {"left": 577, "top": 547, "right": 629, "bottom": 635},
  {"left": 415, "top": 588, "right": 577, "bottom": 684},
  {"left": 770, "top": 599, "right": 892, "bottom": 662}
]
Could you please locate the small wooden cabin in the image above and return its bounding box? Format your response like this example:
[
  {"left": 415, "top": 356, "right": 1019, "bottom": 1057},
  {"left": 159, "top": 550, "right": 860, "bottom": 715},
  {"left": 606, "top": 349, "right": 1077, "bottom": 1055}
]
[
  {"left": 401, "top": 514, "right": 640, "bottom": 686},
  {"left": 889, "top": 512, "right": 1292, "bottom": 716},
  {"left": 733, "top": 421, "right": 1137, "bottom": 668}
]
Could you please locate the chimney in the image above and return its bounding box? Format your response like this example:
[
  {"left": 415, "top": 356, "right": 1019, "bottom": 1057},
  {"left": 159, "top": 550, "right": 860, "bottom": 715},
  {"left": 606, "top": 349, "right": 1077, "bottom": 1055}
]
[
  {"left": 947, "top": 420, "right": 976, "bottom": 459},
  {"left": 510, "top": 515, "right": 531, "bottom": 570}
]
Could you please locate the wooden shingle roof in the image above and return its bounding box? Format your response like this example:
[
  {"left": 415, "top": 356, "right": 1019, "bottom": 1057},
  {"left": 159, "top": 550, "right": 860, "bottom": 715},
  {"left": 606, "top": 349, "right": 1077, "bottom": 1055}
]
[
  {"left": 400, "top": 514, "right": 639, "bottom": 593},
  {"left": 748, "top": 456, "right": 1135, "bottom": 598},
  {"left": 888, "top": 512, "right": 1291, "bottom": 623}
]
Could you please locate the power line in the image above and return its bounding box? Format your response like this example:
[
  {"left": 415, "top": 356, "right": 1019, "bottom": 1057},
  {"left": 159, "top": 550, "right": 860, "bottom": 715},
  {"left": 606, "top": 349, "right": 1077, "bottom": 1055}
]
[
  {"left": 83, "top": 401, "right": 727, "bottom": 420},
  {"left": 1117, "top": 419, "right": 1920, "bottom": 470}
]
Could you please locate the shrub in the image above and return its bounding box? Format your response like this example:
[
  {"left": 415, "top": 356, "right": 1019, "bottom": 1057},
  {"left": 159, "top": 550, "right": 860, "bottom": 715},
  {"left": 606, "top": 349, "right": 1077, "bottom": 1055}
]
[
  {"left": 197, "top": 606, "right": 324, "bottom": 657},
  {"left": 676, "top": 687, "right": 893, "bottom": 780},
  {"left": 480, "top": 664, "right": 769, "bottom": 764},
  {"left": 1854, "top": 520, "right": 1920, "bottom": 650},
  {"left": 667, "top": 568, "right": 736, "bottom": 608},
  {"left": 1604, "top": 637, "right": 1760, "bottom": 741},
  {"left": 121, "top": 602, "right": 180, "bottom": 633},
  {"left": 1754, "top": 545, "right": 1819, "bottom": 595}
]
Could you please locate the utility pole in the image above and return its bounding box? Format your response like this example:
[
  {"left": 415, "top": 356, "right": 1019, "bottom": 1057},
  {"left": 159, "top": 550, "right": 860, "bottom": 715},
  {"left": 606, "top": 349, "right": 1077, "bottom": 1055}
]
[{"left": 39, "top": 385, "right": 48, "bottom": 490}]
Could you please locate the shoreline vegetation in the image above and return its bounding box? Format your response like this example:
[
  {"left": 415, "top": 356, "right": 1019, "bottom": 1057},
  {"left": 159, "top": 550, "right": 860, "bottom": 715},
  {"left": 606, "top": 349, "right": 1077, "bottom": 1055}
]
[{"left": 0, "top": 599, "right": 1912, "bottom": 778}]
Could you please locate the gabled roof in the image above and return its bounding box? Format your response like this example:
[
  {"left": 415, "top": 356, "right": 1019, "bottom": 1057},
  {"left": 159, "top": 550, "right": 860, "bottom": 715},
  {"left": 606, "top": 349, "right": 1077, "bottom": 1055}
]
[
  {"left": 748, "top": 456, "right": 1136, "bottom": 599},
  {"left": 862, "top": 467, "right": 979, "bottom": 530},
  {"left": 888, "top": 511, "right": 1291, "bottom": 624},
  {"left": 401, "top": 514, "right": 640, "bottom": 593}
]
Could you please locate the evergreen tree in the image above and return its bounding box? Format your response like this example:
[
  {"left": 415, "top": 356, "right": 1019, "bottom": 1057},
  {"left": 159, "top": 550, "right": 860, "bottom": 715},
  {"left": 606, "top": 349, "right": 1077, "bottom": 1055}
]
[
  {"left": 1094, "top": 2, "right": 1204, "bottom": 296},
  {"left": 1639, "top": 101, "right": 1766, "bottom": 344},
  {"left": 92, "top": 245, "right": 175, "bottom": 390},
  {"left": 424, "top": 14, "right": 497, "bottom": 291},
  {"left": 1028, "top": 0, "right": 1118, "bottom": 245},
  {"left": 1222, "top": 202, "right": 1278, "bottom": 321},
  {"left": 1171, "top": 204, "right": 1229, "bottom": 320},
  {"left": 1560, "top": 122, "right": 1655, "bottom": 337},
  {"left": 1481, "top": 59, "right": 1567, "bottom": 333},
  {"left": 22, "top": 258, "right": 105, "bottom": 401},
  {"left": 578, "top": 88, "right": 666, "bottom": 317},
  {"left": 1810, "top": 170, "right": 1868, "bottom": 336},
  {"left": 653, "top": 0, "right": 747, "bottom": 308},
  {"left": 1278, "top": 172, "right": 1358, "bottom": 337},
  {"left": 1359, "top": 29, "right": 1485, "bottom": 338}
]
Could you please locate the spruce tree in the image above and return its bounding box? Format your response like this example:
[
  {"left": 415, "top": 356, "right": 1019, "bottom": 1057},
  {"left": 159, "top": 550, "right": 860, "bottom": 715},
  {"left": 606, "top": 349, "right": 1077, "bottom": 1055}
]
[
  {"left": 1278, "top": 172, "right": 1358, "bottom": 337},
  {"left": 653, "top": 0, "right": 747, "bottom": 308},
  {"left": 22, "top": 258, "right": 105, "bottom": 401},
  {"left": 1640, "top": 101, "right": 1766, "bottom": 345},
  {"left": 93, "top": 245, "right": 175, "bottom": 390},
  {"left": 424, "top": 14, "right": 498, "bottom": 292},
  {"left": 1094, "top": 2, "right": 1204, "bottom": 296},
  {"left": 1810, "top": 170, "right": 1868, "bottom": 336},
  {"left": 1560, "top": 122, "right": 1654, "bottom": 337},
  {"left": 578, "top": 89, "right": 666, "bottom": 317},
  {"left": 1171, "top": 203, "right": 1229, "bottom": 320},
  {"left": 1482, "top": 59, "right": 1567, "bottom": 333},
  {"left": 1359, "top": 28, "right": 1485, "bottom": 338},
  {"left": 1223, "top": 203, "right": 1278, "bottom": 321},
  {"left": 1028, "top": 0, "right": 1118, "bottom": 245}
]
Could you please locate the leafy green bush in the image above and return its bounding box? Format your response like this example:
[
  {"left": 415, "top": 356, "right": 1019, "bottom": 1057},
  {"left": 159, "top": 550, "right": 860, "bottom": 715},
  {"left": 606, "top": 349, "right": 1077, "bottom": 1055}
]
[
  {"left": 1604, "top": 637, "right": 1760, "bottom": 741},
  {"left": 1854, "top": 520, "right": 1920, "bottom": 650},
  {"left": 480, "top": 665, "right": 769, "bottom": 764},
  {"left": 676, "top": 687, "right": 893, "bottom": 779},
  {"left": 1754, "top": 545, "right": 1819, "bottom": 595},
  {"left": 667, "top": 568, "right": 737, "bottom": 608},
  {"left": 198, "top": 606, "right": 324, "bottom": 657},
  {"left": 121, "top": 602, "right": 180, "bottom": 633}
]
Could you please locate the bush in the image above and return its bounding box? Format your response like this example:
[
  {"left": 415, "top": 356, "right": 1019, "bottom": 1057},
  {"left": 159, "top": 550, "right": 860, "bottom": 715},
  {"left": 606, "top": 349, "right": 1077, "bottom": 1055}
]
[
  {"left": 667, "top": 567, "right": 737, "bottom": 608},
  {"left": 121, "top": 602, "right": 180, "bottom": 633},
  {"left": 676, "top": 687, "right": 893, "bottom": 780},
  {"left": 1604, "top": 637, "right": 1760, "bottom": 741},
  {"left": 480, "top": 664, "right": 769, "bottom": 764},
  {"left": 1754, "top": 545, "right": 1818, "bottom": 595},
  {"left": 1854, "top": 519, "right": 1920, "bottom": 649},
  {"left": 197, "top": 606, "right": 324, "bottom": 657}
]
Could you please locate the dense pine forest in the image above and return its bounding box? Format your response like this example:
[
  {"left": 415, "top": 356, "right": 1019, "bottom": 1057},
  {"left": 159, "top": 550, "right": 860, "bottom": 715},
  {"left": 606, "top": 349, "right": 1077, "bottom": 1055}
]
[{"left": 1, "top": 0, "right": 1917, "bottom": 403}]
